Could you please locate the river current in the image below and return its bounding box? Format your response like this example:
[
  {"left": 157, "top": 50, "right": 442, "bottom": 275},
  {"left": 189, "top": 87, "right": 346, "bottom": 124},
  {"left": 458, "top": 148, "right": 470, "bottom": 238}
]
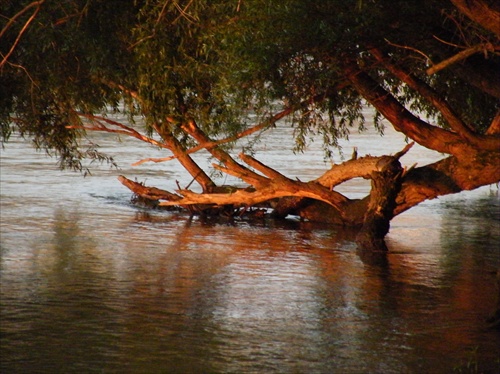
[{"left": 1, "top": 121, "right": 499, "bottom": 373}]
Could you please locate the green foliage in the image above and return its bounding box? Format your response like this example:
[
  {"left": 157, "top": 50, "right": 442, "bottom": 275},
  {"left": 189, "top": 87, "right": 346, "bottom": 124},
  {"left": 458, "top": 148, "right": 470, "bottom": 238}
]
[
  {"left": 1, "top": 0, "right": 136, "bottom": 168},
  {"left": 1, "top": 0, "right": 498, "bottom": 169},
  {"left": 132, "top": 1, "right": 245, "bottom": 132}
]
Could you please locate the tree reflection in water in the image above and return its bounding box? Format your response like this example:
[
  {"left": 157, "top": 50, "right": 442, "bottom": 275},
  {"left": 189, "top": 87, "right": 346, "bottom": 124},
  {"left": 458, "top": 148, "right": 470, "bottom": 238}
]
[{"left": 1, "top": 187, "right": 499, "bottom": 372}]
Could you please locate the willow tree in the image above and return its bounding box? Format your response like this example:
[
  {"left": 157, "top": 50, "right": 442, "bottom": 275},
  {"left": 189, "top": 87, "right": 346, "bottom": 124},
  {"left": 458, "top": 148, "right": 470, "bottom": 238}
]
[{"left": 1, "top": 0, "right": 499, "bottom": 251}]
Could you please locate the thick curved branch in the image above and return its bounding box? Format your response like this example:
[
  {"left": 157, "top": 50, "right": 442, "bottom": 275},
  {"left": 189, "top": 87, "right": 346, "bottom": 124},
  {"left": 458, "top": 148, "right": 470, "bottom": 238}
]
[
  {"left": 395, "top": 149, "right": 500, "bottom": 215},
  {"left": 316, "top": 142, "right": 414, "bottom": 188},
  {"left": 343, "top": 61, "right": 463, "bottom": 154},
  {"left": 371, "top": 48, "right": 500, "bottom": 151},
  {"left": 450, "top": 0, "right": 500, "bottom": 37}
]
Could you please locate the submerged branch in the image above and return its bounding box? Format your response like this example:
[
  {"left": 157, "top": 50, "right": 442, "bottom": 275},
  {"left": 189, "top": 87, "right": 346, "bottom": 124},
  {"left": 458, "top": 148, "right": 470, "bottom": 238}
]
[
  {"left": 120, "top": 144, "right": 418, "bottom": 225},
  {"left": 118, "top": 175, "right": 181, "bottom": 201}
]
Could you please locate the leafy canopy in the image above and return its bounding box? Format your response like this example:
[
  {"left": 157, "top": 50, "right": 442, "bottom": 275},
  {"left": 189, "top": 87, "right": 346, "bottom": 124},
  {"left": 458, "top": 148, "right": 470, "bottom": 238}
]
[{"left": 1, "top": 0, "right": 498, "bottom": 169}]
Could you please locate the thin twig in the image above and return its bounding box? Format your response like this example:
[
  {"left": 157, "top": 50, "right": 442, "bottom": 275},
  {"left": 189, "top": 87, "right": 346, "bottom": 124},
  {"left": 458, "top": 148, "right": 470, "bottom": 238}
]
[
  {"left": 70, "top": 113, "right": 170, "bottom": 149},
  {"left": 0, "top": 1, "right": 44, "bottom": 69},
  {"left": 4, "top": 60, "right": 38, "bottom": 87},
  {"left": 132, "top": 156, "right": 176, "bottom": 166},
  {"left": 0, "top": 0, "right": 44, "bottom": 39},
  {"left": 432, "top": 34, "right": 466, "bottom": 49},
  {"left": 384, "top": 38, "right": 432, "bottom": 63},
  {"left": 172, "top": 0, "right": 196, "bottom": 24}
]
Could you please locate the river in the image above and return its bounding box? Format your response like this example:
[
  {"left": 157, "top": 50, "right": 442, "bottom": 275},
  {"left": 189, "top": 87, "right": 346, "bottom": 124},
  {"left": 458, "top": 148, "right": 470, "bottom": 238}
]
[{"left": 1, "top": 120, "right": 499, "bottom": 373}]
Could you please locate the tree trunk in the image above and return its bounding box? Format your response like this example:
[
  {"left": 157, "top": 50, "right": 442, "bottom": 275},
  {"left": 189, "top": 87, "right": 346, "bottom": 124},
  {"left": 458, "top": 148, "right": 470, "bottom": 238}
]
[
  {"left": 108, "top": 78, "right": 500, "bottom": 251},
  {"left": 118, "top": 141, "right": 498, "bottom": 253},
  {"left": 355, "top": 157, "right": 404, "bottom": 251}
]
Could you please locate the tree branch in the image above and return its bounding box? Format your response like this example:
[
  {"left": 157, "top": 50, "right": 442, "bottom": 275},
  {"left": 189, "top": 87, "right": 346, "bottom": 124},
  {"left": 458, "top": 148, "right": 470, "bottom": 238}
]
[
  {"left": 426, "top": 43, "right": 495, "bottom": 76},
  {"left": 450, "top": 0, "right": 500, "bottom": 37},
  {"left": 179, "top": 119, "right": 268, "bottom": 187},
  {"left": 396, "top": 150, "right": 500, "bottom": 215},
  {"left": 118, "top": 175, "right": 182, "bottom": 201},
  {"left": 316, "top": 143, "right": 414, "bottom": 188},
  {"left": 159, "top": 175, "right": 349, "bottom": 213},
  {"left": 69, "top": 113, "right": 170, "bottom": 149},
  {"left": 70, "top": 114, "right": 216, "bottom": 191},
  {"left": 152, "top": 122, "right": 216, "bottom": 192},
  {"left": 0, "top": 0, "right": 44, "bottom": 69},
  {"left": 342, "top": 61, "right": 462, "bottom": 154},
  {"left": 370, "top": 48, "right": 500, "bottom": 151}
]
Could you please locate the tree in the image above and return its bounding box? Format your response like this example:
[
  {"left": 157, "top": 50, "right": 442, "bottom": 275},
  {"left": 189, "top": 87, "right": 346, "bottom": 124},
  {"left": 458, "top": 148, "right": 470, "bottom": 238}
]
[{"left": 1, "top": 0, "right": 499, "bottom": 252}]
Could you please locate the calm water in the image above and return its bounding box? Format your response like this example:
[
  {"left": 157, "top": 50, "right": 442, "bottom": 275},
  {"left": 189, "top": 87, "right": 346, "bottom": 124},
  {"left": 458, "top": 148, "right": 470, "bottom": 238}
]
[{"left": 1, "top": 123, "right": 499, "bottom": 373}]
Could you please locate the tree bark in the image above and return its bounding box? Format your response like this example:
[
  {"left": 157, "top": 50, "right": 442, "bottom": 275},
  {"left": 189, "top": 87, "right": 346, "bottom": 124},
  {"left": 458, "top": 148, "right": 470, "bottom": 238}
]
[
  {"left": 450, "top": 0, "right": 500, "bottom": 37},
  {"left": 355, "top": 157, "right": 404, "bottom": 251},
  {"left": 153, "top": 123, "right": 216, "bottom": 192}
]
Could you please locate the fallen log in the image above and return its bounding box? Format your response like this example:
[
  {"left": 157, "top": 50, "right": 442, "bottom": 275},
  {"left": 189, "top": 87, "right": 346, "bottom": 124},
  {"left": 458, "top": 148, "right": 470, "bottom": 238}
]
[{"left": 117, "top": 143, "right": 415, "bottom": 230}]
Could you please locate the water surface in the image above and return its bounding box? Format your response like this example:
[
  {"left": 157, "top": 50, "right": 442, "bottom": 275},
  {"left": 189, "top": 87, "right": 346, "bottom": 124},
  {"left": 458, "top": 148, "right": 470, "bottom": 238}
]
[{"left": 1, "top": 125, "right": 499, "bottom": 373}]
